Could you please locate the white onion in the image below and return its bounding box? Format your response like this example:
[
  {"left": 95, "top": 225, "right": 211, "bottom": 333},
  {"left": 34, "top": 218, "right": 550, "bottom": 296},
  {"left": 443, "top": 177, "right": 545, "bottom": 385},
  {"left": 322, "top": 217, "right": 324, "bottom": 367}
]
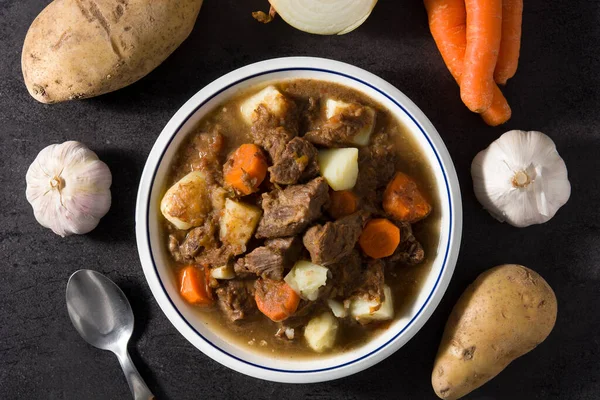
[{"left": 269, "top": 0, "right": 378, "bottom": 35}]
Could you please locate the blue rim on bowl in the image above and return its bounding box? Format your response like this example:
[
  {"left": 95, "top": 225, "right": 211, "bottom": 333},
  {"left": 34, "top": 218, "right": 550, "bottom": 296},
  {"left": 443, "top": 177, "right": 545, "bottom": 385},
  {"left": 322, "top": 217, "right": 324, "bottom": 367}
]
[{"left": 135, "top": 57, "right": 462, "bottom": 383}]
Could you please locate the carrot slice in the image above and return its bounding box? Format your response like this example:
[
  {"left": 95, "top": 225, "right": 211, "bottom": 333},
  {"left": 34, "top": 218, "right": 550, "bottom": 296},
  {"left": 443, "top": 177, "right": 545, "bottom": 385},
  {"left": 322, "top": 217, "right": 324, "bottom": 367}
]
[
  {"left": 179, "top": 265, "right": 214, "bottom": 306},
  {"left": 494, "top": 0, "right": 523, "bottom": 85},
  {"left": 383, "top": 172, "right": 432, "bottom": 223},
  {"left": 327, "top": 190, "right": 358, "bottom": 219},
  {"left": 424, "top": 0, "right": 511, "bottom": 125},
  {"left": 255, "top": 279, "right": 300, "bottom": 322},
  {"left": 359, "top": 218, "right": 401, "bottom": 259},
  {"left": 223, "top": 144, "right": 268, "bottom": 195},
  {"left": 460, "top": 0, "right": 503, "bottom": 113}
]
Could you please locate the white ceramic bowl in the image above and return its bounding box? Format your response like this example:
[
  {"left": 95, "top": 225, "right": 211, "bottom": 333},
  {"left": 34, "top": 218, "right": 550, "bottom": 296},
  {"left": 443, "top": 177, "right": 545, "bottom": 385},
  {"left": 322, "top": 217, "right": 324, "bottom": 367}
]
[{"left": 135, "top": 57, "right": 462, "bottom": 383}]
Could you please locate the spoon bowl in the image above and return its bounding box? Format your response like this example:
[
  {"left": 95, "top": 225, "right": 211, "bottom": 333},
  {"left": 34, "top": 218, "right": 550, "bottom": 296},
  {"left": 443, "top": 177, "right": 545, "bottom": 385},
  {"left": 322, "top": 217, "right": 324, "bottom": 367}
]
[
  {"left": 66, "top": 269, "right": 134, "bottom": 351},
  {"left": 66, "top": 269, "right": 154, "bottom": 400}
]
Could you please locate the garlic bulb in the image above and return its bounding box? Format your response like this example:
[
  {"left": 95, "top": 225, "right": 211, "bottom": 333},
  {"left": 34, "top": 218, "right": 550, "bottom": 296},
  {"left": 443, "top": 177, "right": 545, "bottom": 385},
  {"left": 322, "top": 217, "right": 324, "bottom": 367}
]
[
  {"left": 471, "top": 130, "right": 570, "bottom": 228},
  {"left": 26, "top": 141, "right": 112, "bottom": 237}
]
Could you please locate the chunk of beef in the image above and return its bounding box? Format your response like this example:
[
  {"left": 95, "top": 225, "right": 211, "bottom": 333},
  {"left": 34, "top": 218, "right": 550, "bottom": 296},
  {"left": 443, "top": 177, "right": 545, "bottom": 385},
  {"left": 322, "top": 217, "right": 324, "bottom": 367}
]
[
  {"left": 252, "top": 99, "right": 299, "bottom": 136},
  {"left": 277, "top": 300, "right": 326, "bottom": 330},
  {"left": 179, "top": 222, "right": 218, "bottom": 259},
  {"left": 195, "top": 130, "right": 226, "bottom": 163},
  {"left": 235, "top": 236, "right": 302, "bottom": 280},
  {"left": 387, "top": 222, "right": 425, "bottom": 265},
  {"left": 328, "top": 250, "right": 363, "bottom": 299},
  {"left": 304, "top": 103, "right": 374, "bottom": 147},
  {"left": 354, "top": 132, "right": 398, "bottom": 209},
  {"left": 189, "top": 130, "right": 226, "bottom": 185},
  {"left": 256, "top": 177, "right": 330, "bottom": 239},
  {"left": 243, "top": 248, "right": 283, "bottom": 280},
  {"left": 265, "top": 236, "right": 304, "bottom": 256},
  {"left": 303, "top": 96, "right": 321, "bottom": 132},
  {"left": 250, "top": 104, "right": 299, "bottom": 163},
  {"left": 167, "top": 220, "right": 233, "bottom": 267},
  {"left": 256, "top": 126, "right": 294, "bottom": 165},
  {"left": 269, "top": 137, "right": 320, "bottom": 185},
  {"left": 280, "top": 82, "right": 323, "bottom": 132},
  {"left": 303, "top": 211, "right": 368, "bottom": 265},
  {"left": 168, "top": 234, "right": 183, "bottom": 263},
  {"left": 353, "top": 260, "right": 386, "bottom": 303},
  {"left": 216, "top": 280, "right": 257, "bottom": 322},
  {"left": 194, "top": 246, "right": 235, "bottom": 268}
]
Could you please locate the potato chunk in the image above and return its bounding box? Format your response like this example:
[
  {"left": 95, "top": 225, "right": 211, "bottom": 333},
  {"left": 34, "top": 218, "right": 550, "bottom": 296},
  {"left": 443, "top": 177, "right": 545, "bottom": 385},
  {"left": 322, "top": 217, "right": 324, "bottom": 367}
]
[
  {"left": 219, "top": 199, "right": 262, "bottom": 254},
  {"left": 160, "top": 171, "right": 212, "bottom": 230},
  {"left": 211, "top": 264, "right": 236, "bottom": 280},
  {"left": 239, "top": 85, "right": 288, "bottom": 125},
  {"left": 284, "top": 260, "right": 329, "bottom": 301},
  {"left": 327, "top": 299, "right": 348, "bottom": 318},
  {"left": 318, "top": 148, "right": 359, "bottom": 191},
  {"left": 325, "top": 99, "right": 376, "bottom": 146},
  {"left": 349, "top": 285, "right": 394, "bottom": 323},
  {"left": 304, "top": 312, "right": 339, "bottom": 353}
]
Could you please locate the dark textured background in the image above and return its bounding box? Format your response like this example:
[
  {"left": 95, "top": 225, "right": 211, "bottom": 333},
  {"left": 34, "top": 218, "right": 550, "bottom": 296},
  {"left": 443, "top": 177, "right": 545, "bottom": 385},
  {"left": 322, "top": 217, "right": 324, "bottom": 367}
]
[{"left": 1, "top": 0, "right": 599, "bottom": 399}]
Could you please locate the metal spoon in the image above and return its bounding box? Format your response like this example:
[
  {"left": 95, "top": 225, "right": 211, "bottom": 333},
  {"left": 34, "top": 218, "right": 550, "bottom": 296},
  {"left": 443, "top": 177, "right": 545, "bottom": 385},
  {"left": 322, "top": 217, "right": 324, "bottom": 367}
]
[{"left": 66, "top": 269, "right": 154, "bottom": 400}]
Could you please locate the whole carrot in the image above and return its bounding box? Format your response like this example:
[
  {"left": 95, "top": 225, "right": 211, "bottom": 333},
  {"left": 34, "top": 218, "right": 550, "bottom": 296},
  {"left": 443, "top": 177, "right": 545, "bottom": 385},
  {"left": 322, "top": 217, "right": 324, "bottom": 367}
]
[
  {"left": 481, "top": 85, "right": 512, "bottom": 126},
  {"left": 424, "top": 0, "right": 511, "bottom": 126},
  {"left": 423, "top": 0, "right": 467, "bottom": 79},
  {"left": 460, "top": 0, "right": 503, "bottom": 113},
  {"left": 481, "top": 83, "right": 512, "bottom": 126},
  {"left": 494, "top": 0, "right": 523, "bottom": 84}
]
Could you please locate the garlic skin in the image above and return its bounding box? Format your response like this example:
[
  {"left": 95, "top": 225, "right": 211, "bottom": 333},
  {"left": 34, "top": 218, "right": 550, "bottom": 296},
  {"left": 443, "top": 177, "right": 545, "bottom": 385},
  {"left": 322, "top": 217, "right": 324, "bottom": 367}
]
[
  {"left": 471, "top": 130, "right": 571, "bottom": 228},
  {"left": 26, "top": 141, "right": 112, "bottom": 237}
]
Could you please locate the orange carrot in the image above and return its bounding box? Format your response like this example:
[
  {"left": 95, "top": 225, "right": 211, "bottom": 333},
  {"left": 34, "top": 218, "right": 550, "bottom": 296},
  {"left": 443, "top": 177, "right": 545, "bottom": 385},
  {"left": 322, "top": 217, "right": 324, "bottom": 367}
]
[
  {"left": 179, "top": 265, "right": 214, "bottom": 306},
  {"left": 328, "top": 190, "right": 358, "bottom": 219},
  {"left": 424, "top": 0, "right": 511, "bottom": 125},
  {"left": 423, "top": 0, "right": 468, "bottom": 79},
  {"left": 494, "top": 0, "right": 523, "bottom": 85},
  {"left": 481, "top": 85, "right": 512, "bottom": 126},
  {"left": 460, "top": 0, "right": 503, "bottom": 113},
  {"left": 223, "top": 144, "right": 268, "bottom": 195},
  {"left": 359, "top": 218, "right": 401, "bottom": 259},
  {"left": 383, "top": 172, "right": 432, "bottom": 223},
  {"left": 255, "top": 279, "right": 300, "bottom": 322}
]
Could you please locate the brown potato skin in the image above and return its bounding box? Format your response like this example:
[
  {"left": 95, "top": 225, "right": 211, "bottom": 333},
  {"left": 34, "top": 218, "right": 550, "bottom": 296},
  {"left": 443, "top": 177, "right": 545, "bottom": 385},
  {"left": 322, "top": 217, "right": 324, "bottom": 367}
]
[
  {"left": 22, "top": 0, "right": 203, "bottom": 103},
  {"left": 432, "top": 264, "right": 557, "bottom": 400}
]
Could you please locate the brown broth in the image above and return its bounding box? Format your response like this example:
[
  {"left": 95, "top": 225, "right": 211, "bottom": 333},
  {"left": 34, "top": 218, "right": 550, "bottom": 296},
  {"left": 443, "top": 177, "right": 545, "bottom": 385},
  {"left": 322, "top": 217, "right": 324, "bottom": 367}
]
[{"left": 160, "top": 79, "right": 440, "bottom": 358}]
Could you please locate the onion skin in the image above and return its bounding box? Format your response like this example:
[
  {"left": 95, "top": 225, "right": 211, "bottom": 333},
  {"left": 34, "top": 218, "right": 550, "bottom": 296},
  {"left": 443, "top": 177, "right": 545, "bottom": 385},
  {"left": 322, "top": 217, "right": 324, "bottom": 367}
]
[{"left": 269, "top": 0, "right": 378, "bottom": 35}]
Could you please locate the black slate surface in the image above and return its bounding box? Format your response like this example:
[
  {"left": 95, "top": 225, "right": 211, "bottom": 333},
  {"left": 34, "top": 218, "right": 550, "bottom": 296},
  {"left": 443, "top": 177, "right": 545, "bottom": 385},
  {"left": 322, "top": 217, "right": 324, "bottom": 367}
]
[{"left": 1, "top": 0, "right": 599, "bottom": 399}]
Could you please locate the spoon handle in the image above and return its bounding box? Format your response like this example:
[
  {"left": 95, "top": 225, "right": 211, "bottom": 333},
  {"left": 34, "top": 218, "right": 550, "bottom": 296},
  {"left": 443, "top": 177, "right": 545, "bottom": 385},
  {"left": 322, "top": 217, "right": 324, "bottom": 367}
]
[{"left": 115, "top": 348, "right": 155, "bottom": 400}]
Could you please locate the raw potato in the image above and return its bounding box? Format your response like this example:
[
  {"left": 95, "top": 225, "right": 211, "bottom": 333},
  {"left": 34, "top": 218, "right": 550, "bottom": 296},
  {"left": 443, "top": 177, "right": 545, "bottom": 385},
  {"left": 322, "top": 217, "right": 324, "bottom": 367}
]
[
  {"left": 284, "top": 260, "right": 329, "bottom": 301},
  {"left": 325, "top": 99, "right": 376, "bottom": 146},
  {"left": 432, "top": 264, "right": 557, "bottom": 400},
  {"left": 219, "top": 199, "right": 262, "bottom": 254},
  {"left": 239, "top": 85, "right": 289, "bottom": 125},
  {"left": 349, "top": 285, "right": 394, "bottom": 323},
  {"left": 304, "top": 312, "right": 339, "bottom": 352},
  {"left": 22, "top": 0, "right": 204, "bottom": 103},
  {"left": 318, "top": 148, "right": 359, "bottom": 191},
  {"left": 160, "top": 171, "right": 212, "bottom": 230}
]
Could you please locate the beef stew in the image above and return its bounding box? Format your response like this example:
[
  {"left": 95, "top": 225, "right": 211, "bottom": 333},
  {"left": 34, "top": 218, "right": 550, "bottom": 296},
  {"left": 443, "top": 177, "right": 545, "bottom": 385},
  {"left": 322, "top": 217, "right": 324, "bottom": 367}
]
[{"left": 160, "top": 80, "right": 440, "bottom": 356}]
